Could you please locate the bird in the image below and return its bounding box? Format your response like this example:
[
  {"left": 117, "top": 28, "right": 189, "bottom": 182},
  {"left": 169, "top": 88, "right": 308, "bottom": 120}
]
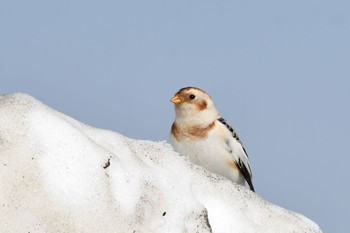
[{"left": 169, "top": 87, "right": 255, "bottom": 192}]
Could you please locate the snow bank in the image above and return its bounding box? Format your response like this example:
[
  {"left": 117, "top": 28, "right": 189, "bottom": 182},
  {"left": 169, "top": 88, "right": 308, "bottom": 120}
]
[{"left": 0, "top": 93, "right": 322, "bottom": 233}]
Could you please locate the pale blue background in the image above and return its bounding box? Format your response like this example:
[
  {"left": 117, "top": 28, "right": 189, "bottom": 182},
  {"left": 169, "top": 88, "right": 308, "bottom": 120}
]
[{"left": 1, "top": 1, "right": 349, "bottom": 232}]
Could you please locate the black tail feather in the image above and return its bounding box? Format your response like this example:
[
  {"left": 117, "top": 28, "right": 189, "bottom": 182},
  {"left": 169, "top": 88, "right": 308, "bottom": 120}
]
[{"left": 237, "top": 159, "right": 255, "bottom": 192}]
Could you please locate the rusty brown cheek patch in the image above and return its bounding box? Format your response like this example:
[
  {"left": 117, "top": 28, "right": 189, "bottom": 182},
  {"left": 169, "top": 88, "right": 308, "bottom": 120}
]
[
  {"left": 196, "top": 100, "right": 207, "bottom": 111},
  {"left": 172, "top": 121, "right": 215, "bottom": 140}
]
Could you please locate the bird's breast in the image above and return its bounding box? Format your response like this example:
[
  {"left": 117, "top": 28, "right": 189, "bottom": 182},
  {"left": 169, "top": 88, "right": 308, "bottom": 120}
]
[{"left": 171, "top": 121, "right": 216, "bottom": 141}]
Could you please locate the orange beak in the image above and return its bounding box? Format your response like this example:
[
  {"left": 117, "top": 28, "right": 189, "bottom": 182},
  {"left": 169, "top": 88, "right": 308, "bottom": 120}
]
[{"left": 171, "top": 95, "right": 181, "bottom": 104}]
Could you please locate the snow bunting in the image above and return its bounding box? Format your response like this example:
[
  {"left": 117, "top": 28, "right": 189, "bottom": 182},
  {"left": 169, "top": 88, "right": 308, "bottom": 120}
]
[{"left": 170, "top": 87, "right": 255, "bottom": 192}]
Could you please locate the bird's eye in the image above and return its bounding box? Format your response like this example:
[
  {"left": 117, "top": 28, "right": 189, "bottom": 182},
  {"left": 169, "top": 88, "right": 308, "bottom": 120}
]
[{"left": 189, "top": 94, "right": 196, "bottom": 100}]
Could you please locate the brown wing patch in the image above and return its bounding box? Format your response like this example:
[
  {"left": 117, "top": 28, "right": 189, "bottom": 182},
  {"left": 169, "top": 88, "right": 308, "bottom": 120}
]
[
  {"left": 171, "top": 123, "right": 180, "bottom": 141},
  {"left": 228, "top": 160, "right": 239, "bottom": 171}
]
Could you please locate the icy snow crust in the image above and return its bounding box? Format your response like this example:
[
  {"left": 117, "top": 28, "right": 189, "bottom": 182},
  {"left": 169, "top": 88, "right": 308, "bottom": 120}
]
[{"left": 0, "top": 93, "right": 322, "bottom": 233}]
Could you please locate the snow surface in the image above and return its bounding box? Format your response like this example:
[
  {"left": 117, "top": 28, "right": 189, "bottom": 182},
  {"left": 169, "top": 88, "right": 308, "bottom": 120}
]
[{"left": 0, "top": 93, "right": 322, "bottom": 233}]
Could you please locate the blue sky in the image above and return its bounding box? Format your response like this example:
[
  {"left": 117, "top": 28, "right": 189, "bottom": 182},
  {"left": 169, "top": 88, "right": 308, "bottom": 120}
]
[{"left": 1, "top": 1, "right": 349, "bottom": 232}]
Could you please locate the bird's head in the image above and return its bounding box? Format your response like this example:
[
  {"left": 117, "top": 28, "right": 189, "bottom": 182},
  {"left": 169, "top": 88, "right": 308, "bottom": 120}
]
[{"left": 171, "top": 87, "right": 219, "bottom": 126}]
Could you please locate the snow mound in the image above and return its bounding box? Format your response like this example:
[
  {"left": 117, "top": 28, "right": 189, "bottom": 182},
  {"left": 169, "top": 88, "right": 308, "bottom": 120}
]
[{"left": 0, "top": 93, "right": 322, "bottom": 233}]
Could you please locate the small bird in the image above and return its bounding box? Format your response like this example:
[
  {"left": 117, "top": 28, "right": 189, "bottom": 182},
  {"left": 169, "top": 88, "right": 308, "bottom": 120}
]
[{"left": 169, "top": 87, "right": 255, "bottom": 192}]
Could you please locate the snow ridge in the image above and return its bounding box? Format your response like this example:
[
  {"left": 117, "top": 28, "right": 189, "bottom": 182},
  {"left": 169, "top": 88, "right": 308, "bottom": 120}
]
[{"left": 0, "top": 93, "right": 322, "bottom": 233}]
